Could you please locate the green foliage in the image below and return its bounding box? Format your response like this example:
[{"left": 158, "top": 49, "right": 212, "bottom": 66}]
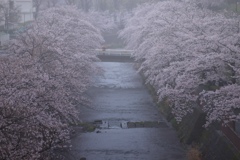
[
  {"left": 77, "top": 122, "right": 97, "bottom": 132},
  {"left": 170, "top": 118, "right": 179, "bottom": 129}
]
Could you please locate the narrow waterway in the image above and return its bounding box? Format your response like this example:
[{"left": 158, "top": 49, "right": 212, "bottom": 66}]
[{"left": 62, "top": 62, "right": 186, "bottom": 160}]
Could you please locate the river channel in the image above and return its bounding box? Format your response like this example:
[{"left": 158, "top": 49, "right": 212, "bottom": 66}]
[{"left": 62, "top": 62, "right": 186, "bottom": 160}]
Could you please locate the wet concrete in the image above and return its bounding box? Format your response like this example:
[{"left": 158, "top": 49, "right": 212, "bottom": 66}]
[{"left": 62, "top": 62, "right": 186, "bottom": 160}]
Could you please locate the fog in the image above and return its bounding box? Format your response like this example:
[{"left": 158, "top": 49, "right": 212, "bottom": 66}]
[{"left": 1, "top": 0, "right": 240, "bottom": 160}]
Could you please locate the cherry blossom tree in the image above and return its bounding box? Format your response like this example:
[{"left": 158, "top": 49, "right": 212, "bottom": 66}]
[
  {"left": 0, "top": 6, "right": 103, "bottom": 159},
  {"left": 0, "top": 55, "right": 72, "bottom": 159},
  {"left": 190, "top": 0, "right": 226, "bottom": 8},
  {"left": 120, "top": 0, "right": 240, "bottom": 126},
  {"left": 200, "top": 84, "right": 240, "bottom": 127},
  {"left": 81, "top": 10, "right": 117, "bottom": 31}
]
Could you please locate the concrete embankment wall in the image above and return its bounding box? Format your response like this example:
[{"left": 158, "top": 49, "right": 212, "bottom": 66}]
[
  {"left": 142, "top": 75, "right": 240, "bottom": 160},
  {"left": 176, "top": 108, "right": 240, "bottom": 160}
]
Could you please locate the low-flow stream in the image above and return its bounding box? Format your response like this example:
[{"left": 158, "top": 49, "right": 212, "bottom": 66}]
[{"left": 61, "top": 62, "right": 186, "bottom": 160}]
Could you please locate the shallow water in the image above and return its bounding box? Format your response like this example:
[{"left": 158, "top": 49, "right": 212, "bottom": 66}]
[{"left": 61, "top": 62, "right": 186, "bottom": 160}]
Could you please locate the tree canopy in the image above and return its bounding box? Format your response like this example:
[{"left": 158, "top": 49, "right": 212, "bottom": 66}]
[
  {"left": 120, "top": 0, "right": 240, "bottom": 126},
  {"left": 0, "top": 6, "right": 103, "bottom": 159}
]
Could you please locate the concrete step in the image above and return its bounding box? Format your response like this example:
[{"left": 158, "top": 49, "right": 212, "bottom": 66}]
[{"left": 94, "top": 120, "right": 169, "bottom": 130}]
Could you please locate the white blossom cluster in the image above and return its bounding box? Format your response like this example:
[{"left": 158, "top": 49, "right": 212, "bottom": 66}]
[
  {"left": 0, "top": 6, "right": 103, "bottom": 159},
  {"left": 120, "top": 0, "right": 240, "bottom": 126}
]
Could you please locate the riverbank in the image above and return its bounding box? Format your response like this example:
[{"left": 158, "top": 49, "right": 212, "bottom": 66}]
[{"left": 142, "top": 73, "right": 240, "bottom": 160}]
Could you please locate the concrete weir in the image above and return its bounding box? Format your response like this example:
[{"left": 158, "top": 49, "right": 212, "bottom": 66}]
[{"left": 61, "top": 62, "right": 186, "bottom": 160}]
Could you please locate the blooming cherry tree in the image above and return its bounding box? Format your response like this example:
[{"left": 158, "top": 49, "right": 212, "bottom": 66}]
[
  {"left": 1, "top": 6, "right": 103, "bottom": 159},
  {"left": 120, "top": 0, "right": 240, "bottom": 126},
  {"left": 0, "top": 55, "right": 71, "bottom": 159},
  {"left": 189, "top": 0, "right": 226, "bottom": 8},
  {"left": 84, "top": 11, "right": 117, "bottom": 31}
]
